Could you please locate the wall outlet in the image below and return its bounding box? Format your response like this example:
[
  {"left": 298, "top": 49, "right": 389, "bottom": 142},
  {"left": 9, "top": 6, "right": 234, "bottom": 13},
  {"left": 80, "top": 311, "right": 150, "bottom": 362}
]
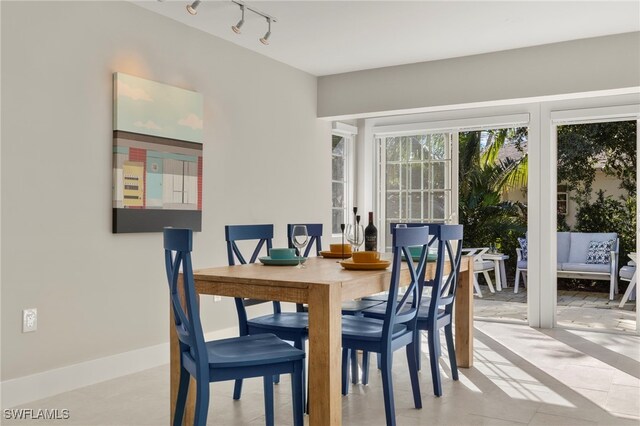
[
  {"left": 213, "top": 296, "right": 222, "bottom": 302},
  {"left": 23, "top": 308, "right": 38, "bottom": 333}
]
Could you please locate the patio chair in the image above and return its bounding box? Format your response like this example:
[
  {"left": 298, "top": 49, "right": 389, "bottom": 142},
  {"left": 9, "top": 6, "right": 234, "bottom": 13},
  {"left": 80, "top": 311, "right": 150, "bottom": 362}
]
[
  {"left": 619, "top": 259, "right": 637, "bottom": 308},
  {"left": 164, "top": 228, "right": 305, "bottom": 426},
  {"left": 461, "top": 247, "right": 495, "bottom": 297}
]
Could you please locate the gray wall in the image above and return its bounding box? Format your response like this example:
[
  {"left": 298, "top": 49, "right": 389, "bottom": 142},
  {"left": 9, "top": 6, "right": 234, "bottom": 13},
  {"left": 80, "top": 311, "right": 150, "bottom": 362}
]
[
  {"left": 318, "top": 32, "right": 640, "bottom": 118},
  {"left": 1, "top": 1, "right": 330, "bottom": 380}
]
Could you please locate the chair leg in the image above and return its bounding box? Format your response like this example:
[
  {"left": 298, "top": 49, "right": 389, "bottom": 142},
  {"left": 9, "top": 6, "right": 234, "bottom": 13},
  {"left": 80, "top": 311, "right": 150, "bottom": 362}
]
[
  {"left": 351, "top": 349, "right": 359, "bottom": 384},
  {"left": 293, "top": 338, "right": 307, "bottom": 414},
  {"left": 610, "top": 274, "right": 617, "bottom": 300},
  {"left": 619, "top": 275, "right": 637, "bottom": 308},
  {"left": 444, "top": 324, "right": 458, "bottom": 381},
  {"left": 427, "top": 329, "right": 442, "bottom": 397},
  {"left": 233, "top": 379, "right": 243, "bottom": 400},
  {"left": 514, "top": 269, "right": 521, "bottom": 294},
  {"left": 193, "top": 379, "right": 210, "bottom": 426},
  {"left": 406, "top": 339, "right": 422, "bottom": 409},
  {"left": 380, "top": 352, "right": 396, "bottom": 426},
  {"left": 291, "top": 361, "right": 304, "bottom": 426},
  {"left": 522, "top": 271, "right": 527, "bottom": 287},
  {"left": 263, "top": 376, "right": 275, "bottom": 426},
  {"left": 173, "top": 366, "right": 190, "bottom": 426},
  {"left": 483, "top": 271, "right": 495, "bottom": 293},
  {"left": 341, "top": 348, "right": 350, "bottom": 395},
  {"left": 415, "top": 332, "right": 422, "bottom": 371},
  {"left": 473, "top": 275, "right": 483, "bottom": 297},
  {"left": 362, "top": 351, "right": 370, "bottom": 385}
]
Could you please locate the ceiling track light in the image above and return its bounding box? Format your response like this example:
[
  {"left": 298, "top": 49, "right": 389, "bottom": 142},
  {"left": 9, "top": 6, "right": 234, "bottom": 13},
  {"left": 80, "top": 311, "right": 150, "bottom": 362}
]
[
  {"left": 186, "top": 0, "right": 201, "bottom": 15},
  {"left": 231, "top": 4, "right": 245, "bottom": 34},
  {"left": 182, "top": 0, "right": 276, "bottom": 45},
  {"left": 259, "top": 17, "right": 271, "bottom": 45}
]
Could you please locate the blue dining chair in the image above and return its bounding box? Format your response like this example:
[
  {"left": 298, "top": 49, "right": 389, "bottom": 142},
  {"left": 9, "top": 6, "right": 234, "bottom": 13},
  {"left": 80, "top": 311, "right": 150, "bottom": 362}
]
[
  {"left": 164, "top": 228, "right": 305, "bottom": 426},
  {"left": 416, "top": 224, "right": 464, "bottom": 397},
  {"left": 225, "top": 224, "right": 309, "bottom": 406},
  {"left": 361, "top": 224, "right": 464, "bottom": 397},
  {"left": 288, "top": 222, "right": 384, "bottom": 385},
  {"left": 341, "top": 226, "right": 430, "bottom": 426}
]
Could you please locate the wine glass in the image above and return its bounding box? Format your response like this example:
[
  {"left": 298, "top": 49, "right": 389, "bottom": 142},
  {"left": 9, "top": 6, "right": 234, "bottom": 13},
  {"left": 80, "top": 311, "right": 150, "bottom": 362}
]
[
  {"left": 346, "top": 224, "right": 364, "bottom": 252},
  {"left": 291, "top": 225, "right": 308, "bottom": 269}
]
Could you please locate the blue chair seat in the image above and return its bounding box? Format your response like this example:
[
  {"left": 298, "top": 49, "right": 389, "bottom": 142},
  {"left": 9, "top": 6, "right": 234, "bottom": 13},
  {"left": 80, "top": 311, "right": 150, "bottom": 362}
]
[
  {"left": 203, "top": 334, "right": 305, "bottom": 369},
  {"left": 342, "top": 315, "right": 408, "bottom": 341},
  {"left": 248, "top": 313, "right": 309, "bottom": 332},
  {"left": 340, "top": 299, "right": 385, "bottom": 314}
]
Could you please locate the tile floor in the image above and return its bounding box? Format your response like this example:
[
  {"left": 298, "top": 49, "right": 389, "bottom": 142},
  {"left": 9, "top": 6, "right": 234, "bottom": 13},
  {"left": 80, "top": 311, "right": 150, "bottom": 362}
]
[
  {"left": 475, "top": 288, "right": 637, "bottom": 333},
  {"left": 6, "top": 322, "right": 640, "bottom": 425}
]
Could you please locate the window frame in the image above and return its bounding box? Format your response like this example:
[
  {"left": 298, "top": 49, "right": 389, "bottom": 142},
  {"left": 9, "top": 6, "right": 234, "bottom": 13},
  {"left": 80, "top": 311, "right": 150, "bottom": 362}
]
[{"left": 331, "top": 130, "right": 355, "bottom": 237}]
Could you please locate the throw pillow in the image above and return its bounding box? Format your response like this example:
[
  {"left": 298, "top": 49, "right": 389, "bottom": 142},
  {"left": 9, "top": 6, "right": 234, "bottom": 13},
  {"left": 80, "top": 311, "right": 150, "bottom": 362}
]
[
  {"left": 586, "top": 240, "right": 614, "bottom": 264},
  {"left": 517, "top": 237, "right": 528, "bottom": 261}
]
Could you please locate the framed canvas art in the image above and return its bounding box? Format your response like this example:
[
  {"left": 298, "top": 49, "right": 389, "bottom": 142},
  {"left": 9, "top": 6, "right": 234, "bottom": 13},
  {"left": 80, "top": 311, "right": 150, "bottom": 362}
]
[{"left": 113, "top": 73, "right": 203, "bottom": 233}]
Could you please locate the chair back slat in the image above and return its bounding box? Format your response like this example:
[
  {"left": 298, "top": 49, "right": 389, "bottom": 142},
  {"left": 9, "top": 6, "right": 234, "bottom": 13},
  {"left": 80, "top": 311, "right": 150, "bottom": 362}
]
[
  {"left": 224, "top": 225, "right": 281, "bottom": 334},
  {"left": 163, "top": 228, "right": 208, "bottom": 376},
  {"left": 429, "top": 225, "right": 464, "bottom": 318},
  {"left": 287, "top": 223, "right": 323, "bottom": 257},
  {"left": 381, "top": 226, "right": 430, "bottom": 342}
]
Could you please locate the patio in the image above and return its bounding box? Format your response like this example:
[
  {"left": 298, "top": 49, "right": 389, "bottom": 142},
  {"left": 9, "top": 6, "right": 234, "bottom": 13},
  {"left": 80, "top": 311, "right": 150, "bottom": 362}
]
[{"left": 475, "top": 287, "right": 637, "bottom": 333}]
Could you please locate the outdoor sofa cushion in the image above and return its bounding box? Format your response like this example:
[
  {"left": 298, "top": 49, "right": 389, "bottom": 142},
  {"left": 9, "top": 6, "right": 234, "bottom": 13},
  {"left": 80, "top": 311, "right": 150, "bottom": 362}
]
[
  {"left": 557, "top": 232, "right": 571, "bottom": 263},
  {"left": 517, "top": 260, "right": 562, "bottom": 270},
  {"left": 568, "top": 233, "right": 617, "bottom": 263},
  {"left": 560, "top": 263, "right": 610, "bottom": 274}
]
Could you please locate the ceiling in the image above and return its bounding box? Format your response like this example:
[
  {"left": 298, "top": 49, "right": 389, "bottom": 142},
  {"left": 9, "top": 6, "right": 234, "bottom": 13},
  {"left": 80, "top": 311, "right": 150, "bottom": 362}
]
[{"left": 136, "top": 1, "right": 640, "bottom": 76}]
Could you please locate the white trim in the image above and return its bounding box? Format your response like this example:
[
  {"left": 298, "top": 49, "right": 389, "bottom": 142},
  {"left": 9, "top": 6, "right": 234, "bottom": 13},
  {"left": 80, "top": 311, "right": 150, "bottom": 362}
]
[
  {"left": 372, "top": 113, "right": 530, "bottom": 136},
  {"left": 1, "top": 326, "right": 237, "bottom": 409},
  {"left": 550, "top": 105, "right": 640, "bottom": 124},
  {"left": 332, "top": 121, "right": 358, "bottom": 135}
]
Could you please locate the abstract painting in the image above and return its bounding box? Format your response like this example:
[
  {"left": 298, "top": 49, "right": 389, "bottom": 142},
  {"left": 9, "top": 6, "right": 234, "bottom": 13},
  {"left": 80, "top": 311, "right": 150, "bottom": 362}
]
[{"left": 113, "top": 73, "right": 203, "bottom": 233}]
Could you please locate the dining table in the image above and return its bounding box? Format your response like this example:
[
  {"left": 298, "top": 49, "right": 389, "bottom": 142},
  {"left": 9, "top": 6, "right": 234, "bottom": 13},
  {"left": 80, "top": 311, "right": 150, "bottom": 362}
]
[{"left": 171, "top": 254, "right": 474, "bottom": 426}]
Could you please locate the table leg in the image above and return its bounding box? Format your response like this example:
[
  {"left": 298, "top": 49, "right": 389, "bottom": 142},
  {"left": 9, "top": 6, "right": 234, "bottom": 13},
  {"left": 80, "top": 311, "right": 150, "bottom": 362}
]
[
  {"left": 494, "top": 261, "right": 502, "bottom": 291},
  {"left": 308, "top": 284, "right": 342, "bottom": 425},
  {"left": 455, "top": 258, "right": 474, "bottom": 368},
  {"left": 499, "top": 260, "right": 508, "bottom": 290}
]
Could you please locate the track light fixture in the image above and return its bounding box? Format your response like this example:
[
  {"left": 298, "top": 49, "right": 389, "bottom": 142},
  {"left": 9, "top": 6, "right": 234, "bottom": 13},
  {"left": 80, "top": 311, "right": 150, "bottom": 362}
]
[
  {"left": 182, "top": 1, "right": 277, "bottom": 45},
  {"left": 186, "top": 0, "right": 201, "bottom": 15},
  {"left": 259, "top": 17, "right": 271, "bottom": 45},
  {"left": 231, "top": 4, "right": 245, "bottom": 34}
]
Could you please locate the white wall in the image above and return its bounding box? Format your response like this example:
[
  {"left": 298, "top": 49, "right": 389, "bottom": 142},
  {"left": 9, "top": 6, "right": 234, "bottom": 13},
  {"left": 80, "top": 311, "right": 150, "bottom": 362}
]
[
  {"left": 0, "top": 0, "right": 330, "bottom": 387},
  {"left": 318, "top": 32, "right": 640, "bottom": 119}
]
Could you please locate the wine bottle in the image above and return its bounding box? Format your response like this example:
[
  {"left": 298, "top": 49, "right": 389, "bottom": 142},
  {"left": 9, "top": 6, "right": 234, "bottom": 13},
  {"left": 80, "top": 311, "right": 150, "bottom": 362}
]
[{"left": 364, "top": 211, "right": 378, "bottom": 252}]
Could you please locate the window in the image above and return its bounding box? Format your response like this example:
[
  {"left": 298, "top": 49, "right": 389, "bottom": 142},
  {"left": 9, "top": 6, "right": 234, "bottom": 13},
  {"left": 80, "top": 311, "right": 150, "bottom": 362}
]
[
  {"left": 332, "top": 134, "right": 351, "bottom": 235},
  {"left": 557, "top": 184, "right": 569, "bottom": 215},
  {"left": 376, "top": 133, "right": 453, "bottom": 250}
]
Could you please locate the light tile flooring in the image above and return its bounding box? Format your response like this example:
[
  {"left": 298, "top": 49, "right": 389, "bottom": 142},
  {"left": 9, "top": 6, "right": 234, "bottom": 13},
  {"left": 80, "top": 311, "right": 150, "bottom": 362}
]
[
  {"left": 6, "top": 322, "right": 640, "bottom": 425},
  {"left": 475, "top": 288, "right": 637, "bottom": 333}
]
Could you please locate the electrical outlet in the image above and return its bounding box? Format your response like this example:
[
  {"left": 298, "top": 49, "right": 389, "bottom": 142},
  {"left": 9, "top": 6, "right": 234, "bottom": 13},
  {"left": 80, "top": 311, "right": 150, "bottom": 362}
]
[
  {"left": 23, "top": 308, "right": 37, "bottom": 333},
  {"left": 213, "top": 296, "right": 222, "bottom": 302}
]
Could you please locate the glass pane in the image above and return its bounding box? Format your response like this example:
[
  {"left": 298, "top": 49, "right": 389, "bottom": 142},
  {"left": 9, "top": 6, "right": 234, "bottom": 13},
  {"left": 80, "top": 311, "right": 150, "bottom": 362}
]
[
  {"left": 410, "top": 163, "right": 422, "bottom": 190},
  {"left": 431, "top": 162, "right": 447, "bottom": 189},
  {"left": 386, "top": 192, "right": 400, "bottom": 219},
  {"left": 429, "top": 134, "right": 447, "bottom": 160},
  {"left": 332, "top": 209, "right": 344, "bottom": 234},
  {"left": 399, "top": 192, "right": 408, "bottom": 219},
  {"left": 332, "top": 135, "right": 344, "bottom": 156},
  {"left": 400, "top": 137, "right": 409, "bottom": 162},
  {"left": 422, "top": 193, "right": 431, "bottom": 218},
  {"left": 409, "top": 136, "right": 422, "bottom": 161},
  {"left": 410, "top": 192, "right": 422, "bottom": 220},
  {"left": 386, "top": 164, "right": 400, "bottom": 190},
  {"left": 432, "top": 192, "right": 446, "bottom": 220},
  {"left": 386, "top": 137, "right": 400, "bottom": 161},
  {"left": 332, "top": 156, "right": 344, "bottom": 181},
  {"left": 332, "top": 182, "right": 344, "bottom": 208}
]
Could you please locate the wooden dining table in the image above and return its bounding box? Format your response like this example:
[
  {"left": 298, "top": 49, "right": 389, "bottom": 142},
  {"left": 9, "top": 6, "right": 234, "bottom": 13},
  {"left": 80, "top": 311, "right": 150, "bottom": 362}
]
[{"left": 171, "top": 255, "right": 474, "bottom": 425}]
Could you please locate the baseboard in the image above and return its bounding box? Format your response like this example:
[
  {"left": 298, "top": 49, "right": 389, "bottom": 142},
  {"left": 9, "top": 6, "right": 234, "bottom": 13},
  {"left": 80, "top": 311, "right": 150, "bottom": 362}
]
[{"left": 1, "top": 326, "right": 237, "bottom": 409}]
